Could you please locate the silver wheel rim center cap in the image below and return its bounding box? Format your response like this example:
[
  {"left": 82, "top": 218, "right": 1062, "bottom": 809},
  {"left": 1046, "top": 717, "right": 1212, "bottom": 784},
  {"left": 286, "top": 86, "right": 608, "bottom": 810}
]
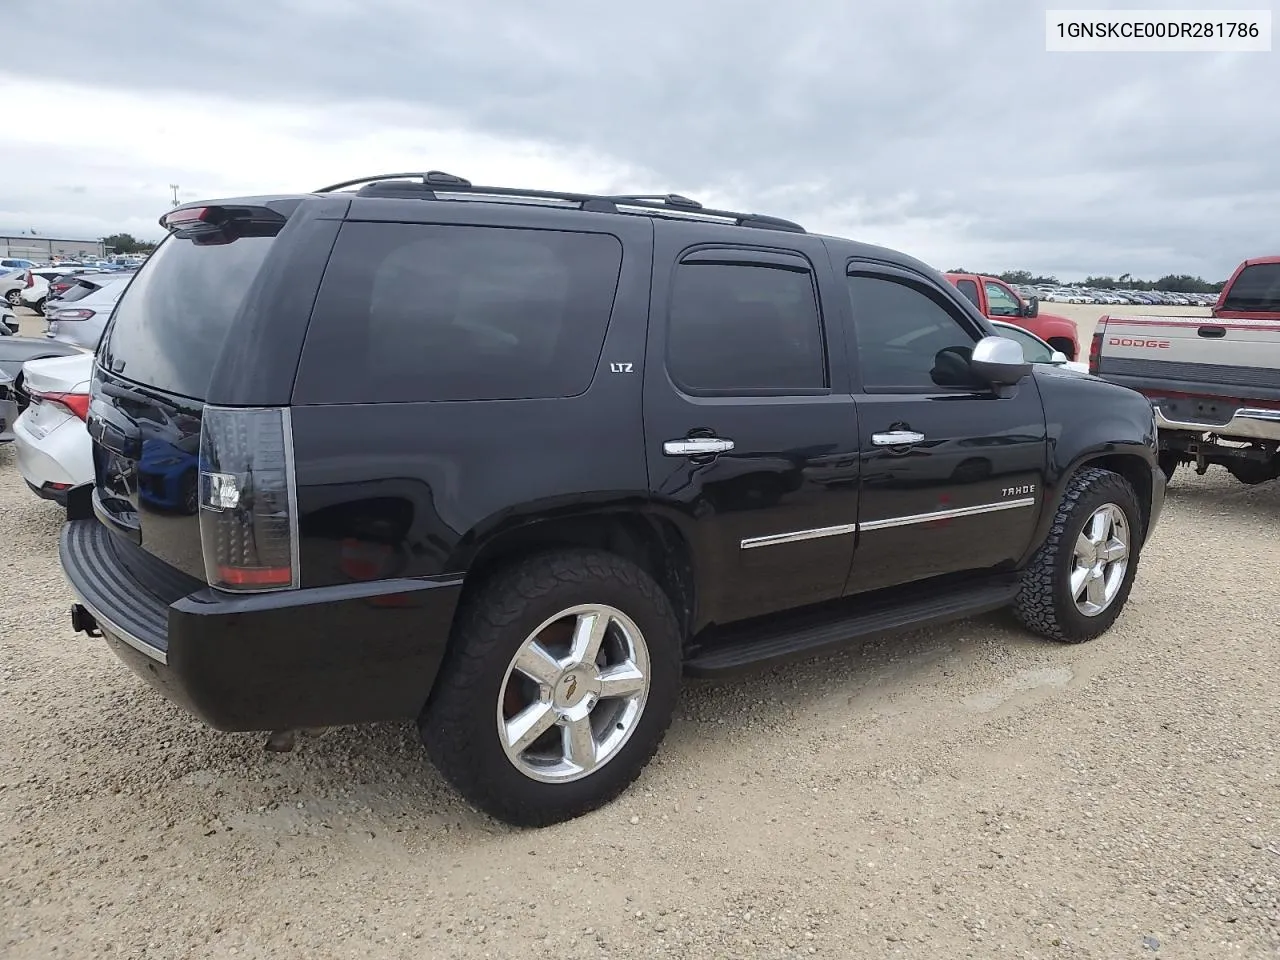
[{"left": 553, "top": 668, "right": 598, "bottom": 710}]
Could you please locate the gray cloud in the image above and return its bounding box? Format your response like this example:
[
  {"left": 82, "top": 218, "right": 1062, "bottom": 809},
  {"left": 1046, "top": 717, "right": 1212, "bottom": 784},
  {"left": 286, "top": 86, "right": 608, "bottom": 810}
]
[{"left": 1, "top": 0, "right": 1275, "bottom": 279}]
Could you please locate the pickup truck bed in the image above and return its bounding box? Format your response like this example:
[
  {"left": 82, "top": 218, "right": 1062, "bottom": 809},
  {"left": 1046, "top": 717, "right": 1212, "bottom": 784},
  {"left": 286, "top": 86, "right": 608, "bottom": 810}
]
[{"left": 1091, "top": 313, "right": 1280, "bottom": 483}]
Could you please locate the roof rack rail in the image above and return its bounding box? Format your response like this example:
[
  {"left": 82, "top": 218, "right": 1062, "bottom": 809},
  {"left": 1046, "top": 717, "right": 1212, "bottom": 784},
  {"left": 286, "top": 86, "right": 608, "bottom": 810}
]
[{"left": 311, "top": 171, "right": 805, "bottom": 234}]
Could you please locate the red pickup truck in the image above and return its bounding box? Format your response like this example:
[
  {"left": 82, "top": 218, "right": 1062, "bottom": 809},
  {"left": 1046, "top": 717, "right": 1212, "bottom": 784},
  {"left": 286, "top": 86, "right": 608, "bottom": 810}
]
[
  {"left": 946, "top": 272, "right": 1081, "bottom": 360},
  {"left": 1212, "top": 255, "right": 1280, "bottom": 320}
]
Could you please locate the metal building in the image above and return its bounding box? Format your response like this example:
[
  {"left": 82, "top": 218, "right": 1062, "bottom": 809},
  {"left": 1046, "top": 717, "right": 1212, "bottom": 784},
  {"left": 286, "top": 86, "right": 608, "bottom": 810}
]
[{"left": 0, "top": 235, "right": 107, "bottom": 261}]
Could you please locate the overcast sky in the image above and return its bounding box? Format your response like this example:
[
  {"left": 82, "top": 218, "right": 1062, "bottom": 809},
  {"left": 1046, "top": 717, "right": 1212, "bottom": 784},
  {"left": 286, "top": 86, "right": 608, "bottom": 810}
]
[{"left": 2, "top": 0, "right": 1275, "bottom": 280}]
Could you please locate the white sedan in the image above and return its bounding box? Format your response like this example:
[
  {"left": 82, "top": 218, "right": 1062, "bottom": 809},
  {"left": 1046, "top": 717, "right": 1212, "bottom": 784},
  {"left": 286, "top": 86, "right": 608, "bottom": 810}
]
[{"left": 12, "top": 352, "right": 94, "bottom": 504}]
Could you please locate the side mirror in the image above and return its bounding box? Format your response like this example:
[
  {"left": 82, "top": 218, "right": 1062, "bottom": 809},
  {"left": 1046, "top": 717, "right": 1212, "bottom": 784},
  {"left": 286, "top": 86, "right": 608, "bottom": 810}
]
[
  {"left": 1049, "top": 350, "right": 1069, "bottom": 365},
  {"left": 971, "top": 335, "right": 1032, "bottom": 385},
  {"left": 1022, "top": 296, "right": 1039, "bottom": 318}
]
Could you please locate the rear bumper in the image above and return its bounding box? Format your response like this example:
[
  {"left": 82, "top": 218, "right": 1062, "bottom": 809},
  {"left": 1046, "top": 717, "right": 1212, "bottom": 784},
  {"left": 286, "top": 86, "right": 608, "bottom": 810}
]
[
  {"left": 1153, "top": 404, "right": 1280, "bottom": 442},
  {"left": 59, "top": 518, "right": 464, "bottom": 732},
  {"left": 14, "top": 412, "right": 93, "bottom": 491}
]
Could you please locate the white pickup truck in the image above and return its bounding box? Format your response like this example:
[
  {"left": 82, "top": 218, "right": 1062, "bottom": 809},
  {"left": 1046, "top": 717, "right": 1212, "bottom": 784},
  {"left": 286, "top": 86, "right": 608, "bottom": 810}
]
[{"left": 1089, "top": 259, "right": 1280, "bottom": 484}]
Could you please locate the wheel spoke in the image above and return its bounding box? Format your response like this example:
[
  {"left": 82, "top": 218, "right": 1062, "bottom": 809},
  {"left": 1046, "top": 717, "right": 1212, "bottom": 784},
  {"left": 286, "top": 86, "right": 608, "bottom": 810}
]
[
  {"left": 1069, "top": 564, "right": 1090, "bottom": 599},
  {"left": 562, "top": 716, "right": 597, "bottom": 771},
  {"left": 513, "top": 641, "right": 561, "bottom": 686},
  {"left": 1074, "top": 532, "right": 1094, "bottom": 562},
  {"left": 1086, "top": 510, "right": 1109, "bottom": 545},
  {"left": 1085, "top": 571, "right": 1107, "bottom": 607},
  {"left": 597, "top": 661, "right": 646, "bottom": 700},
  {"left": 504, "top": 702, "right": 558, "bottom": 755},
  {"left": 1100, "top": 538, "right": 1127, "bottom": 562},
  {"left": 570, "top": 611, "right": 610, "bottom": 667}
]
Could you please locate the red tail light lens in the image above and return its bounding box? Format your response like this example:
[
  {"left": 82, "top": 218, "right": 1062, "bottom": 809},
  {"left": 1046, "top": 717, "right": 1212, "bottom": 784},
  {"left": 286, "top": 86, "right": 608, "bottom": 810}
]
[
  {"left": 161, "top": 207, "right": 209, "bottom": 228},
  {"left": 23, "top": 270, "right": 33, "bottom": 288},
  {"left": 51, "top": 308, "right": 96, "bottom": 321},
  {"left": 198, "top": 405, "right": 299, "bottom": 592},
  {"left": 32, "top": 390, "right": 90, "bottom": 421},
  {"left": 1088, "top": 331, "right": 1103, "bottom": 374}
]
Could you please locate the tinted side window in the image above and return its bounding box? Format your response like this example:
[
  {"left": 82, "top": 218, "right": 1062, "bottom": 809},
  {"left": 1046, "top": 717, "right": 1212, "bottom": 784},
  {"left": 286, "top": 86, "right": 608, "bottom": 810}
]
[
  {"left": 848, "top": 275, "right": 980, "bottom": 392},
  {"left": 955, "top": 278, "right": 980, "bottom": 307},
  {"left": 984, "top": 281, "right": 1021, "bottom": 317},
  {"left": 666, "top": 260, "right": 826, "bottom": 393},
  {"left": 296, "top": 223, "right": 623, "bottom": 404},
  {"left": 994, "top": 323, "right": 1053, "bottom": 363}
]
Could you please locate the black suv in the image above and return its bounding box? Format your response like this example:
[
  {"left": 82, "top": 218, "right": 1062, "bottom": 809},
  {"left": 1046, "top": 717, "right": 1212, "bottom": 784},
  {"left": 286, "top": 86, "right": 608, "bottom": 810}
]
[{"left": 59, "top": 172, "right": 1164, "bottom": 827}]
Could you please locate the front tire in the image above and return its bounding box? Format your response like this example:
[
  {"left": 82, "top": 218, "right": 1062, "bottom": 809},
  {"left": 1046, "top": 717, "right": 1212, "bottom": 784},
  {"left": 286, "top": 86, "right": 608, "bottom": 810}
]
[
  {"left": 1014, "top": 467, "right": 1143, "bottom": 643},
  {"left": 421, "top": 549, "right": 682, "bottom": 827}
]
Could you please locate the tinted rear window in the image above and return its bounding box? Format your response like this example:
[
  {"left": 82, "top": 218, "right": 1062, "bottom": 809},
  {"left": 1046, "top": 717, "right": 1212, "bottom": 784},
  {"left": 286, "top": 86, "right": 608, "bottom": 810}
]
[
  {"left": 954, "top": 278, "right": 980, "bottom": 307},
  {"left": 1222, "top": 263, "right": 1280, "bottom": 313},
  {"left": 56, "top": 279, "right": 102, "bottom": 303},
  {"left": 99, "top": 235, "right": 274, "bottom": 398},
  {"left": 294, "top": 222, "right": 624, "bottom": 403}
]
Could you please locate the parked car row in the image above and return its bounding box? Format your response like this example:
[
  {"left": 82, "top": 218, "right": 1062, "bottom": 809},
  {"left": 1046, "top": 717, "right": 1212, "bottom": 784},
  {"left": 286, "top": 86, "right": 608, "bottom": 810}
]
[
  {"left": 1, "top": 260, "right": 137, "bottom": 315},
  {"left": 0, "top": 267, "right": 137, "bottom": 501},
  {"left": 1025, "top": 286, "right": 1218, "bottom": 307}
]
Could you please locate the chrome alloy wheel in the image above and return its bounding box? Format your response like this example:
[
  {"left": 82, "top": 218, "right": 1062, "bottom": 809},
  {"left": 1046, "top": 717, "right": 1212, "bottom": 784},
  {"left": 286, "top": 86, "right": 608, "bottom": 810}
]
[
  {"left": 497, "top": 604, "right": 651, "bottom": 783},
  {"left": 1071, "top": 503, "right": 1130, "bottom": 616}
]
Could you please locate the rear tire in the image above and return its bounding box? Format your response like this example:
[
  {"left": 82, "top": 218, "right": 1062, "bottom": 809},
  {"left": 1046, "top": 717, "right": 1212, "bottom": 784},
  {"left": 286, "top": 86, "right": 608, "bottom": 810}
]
[
  {"left": 421, "top": 549, "right": 682, "bottom": 827},
  {"left": 4, "top": 290, "right": 18, "bottom": 306},
  {"left": 1014, "top": 467, "right": 1142, "bottom": 644}
]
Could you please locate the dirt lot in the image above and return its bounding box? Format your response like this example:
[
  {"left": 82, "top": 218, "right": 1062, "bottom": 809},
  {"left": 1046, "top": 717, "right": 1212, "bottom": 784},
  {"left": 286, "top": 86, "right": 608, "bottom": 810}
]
[{"left": 3, "top": 303, "right": 1279, "bottom": 959}]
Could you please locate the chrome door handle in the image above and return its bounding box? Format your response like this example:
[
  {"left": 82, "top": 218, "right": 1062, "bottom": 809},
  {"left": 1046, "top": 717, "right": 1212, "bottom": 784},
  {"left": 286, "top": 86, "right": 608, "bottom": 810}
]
[
  {"left": 663, "top": 437, "right": 735, "bottom": 457},
  {"left": 872, "top": 430, "right": 925, "bottom": 446}
]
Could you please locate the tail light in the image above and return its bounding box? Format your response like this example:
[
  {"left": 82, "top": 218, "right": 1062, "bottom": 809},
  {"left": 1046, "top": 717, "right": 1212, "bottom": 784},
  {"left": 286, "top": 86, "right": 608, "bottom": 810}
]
[
  {"left": 198, "top": 405, "right": 299, "bottom": 592},
  {"left": 1088, "top": 331, "right": 1103, "bottom": 374},
  {"left": 51, "top": 309, "right": 95, "bottom": 321},
  {"left": 23, "top": 270, "right": 33, "bottom": 288},
  {"left": 31, "top": 390, "right": 90, "bottom": 421}
]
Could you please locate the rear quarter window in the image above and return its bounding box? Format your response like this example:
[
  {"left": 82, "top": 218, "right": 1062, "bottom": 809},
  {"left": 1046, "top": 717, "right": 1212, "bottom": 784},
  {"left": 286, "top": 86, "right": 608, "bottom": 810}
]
[
  {"left": 1222, "top": 263, "right": 1280, "bottom": 312},
  {"left": 56, "top": 279, "right": 102, "bottom": 303},
  {"left": 293, "top": 222, "right": 624, "bottom": 403}
]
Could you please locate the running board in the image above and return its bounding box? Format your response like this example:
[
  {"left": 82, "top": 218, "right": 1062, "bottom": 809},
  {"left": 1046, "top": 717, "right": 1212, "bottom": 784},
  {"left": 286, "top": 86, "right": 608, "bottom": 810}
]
[{"left": 684, "top": 575, "right": 1019, "bottom": 678}]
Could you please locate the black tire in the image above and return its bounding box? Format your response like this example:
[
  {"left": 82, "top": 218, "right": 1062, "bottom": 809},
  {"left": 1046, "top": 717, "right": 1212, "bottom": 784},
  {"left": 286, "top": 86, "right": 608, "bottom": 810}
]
[
  {"left": 1226, "top": 459, "right": 1279, "bottom": 485},
  {"left": 421, "top": 549, "right": 682, "bottom": 827},
  {"left": 1013, "top": 467, "right": 1143, "bottom": 644},
  {"left": 1157, "top": 451, "right": 1180, "bottom": 483},
  {"left": 4, "top": 290, "right": 19, "bottom": 306}
]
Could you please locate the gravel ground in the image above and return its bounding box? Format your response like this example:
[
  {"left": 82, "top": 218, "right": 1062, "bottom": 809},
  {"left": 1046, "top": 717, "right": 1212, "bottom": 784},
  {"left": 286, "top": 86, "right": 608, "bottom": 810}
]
[{"left": 3, "top": 305, "right": 1279, "bottom": 959}]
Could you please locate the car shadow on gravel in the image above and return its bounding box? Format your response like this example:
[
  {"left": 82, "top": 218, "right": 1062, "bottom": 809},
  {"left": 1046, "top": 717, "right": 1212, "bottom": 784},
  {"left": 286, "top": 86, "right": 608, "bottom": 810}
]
[
  {"left": 1164, "top": 473, "right": 1280, "bottom": 521},
  {"left": 69, "top": 608, "right": 1042, "bottom": 836}
]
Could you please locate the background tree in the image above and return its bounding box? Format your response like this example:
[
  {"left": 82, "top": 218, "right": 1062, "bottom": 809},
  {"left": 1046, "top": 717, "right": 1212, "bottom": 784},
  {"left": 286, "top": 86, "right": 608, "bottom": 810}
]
[{"left": 102, "top": 233, "right": 143, "bottom": 254}]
